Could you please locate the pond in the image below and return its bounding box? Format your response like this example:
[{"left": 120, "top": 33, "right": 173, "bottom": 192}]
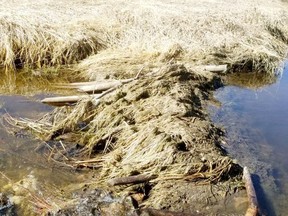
[{"left": 209, "top": 62, "right": 288, "bottom": 216}]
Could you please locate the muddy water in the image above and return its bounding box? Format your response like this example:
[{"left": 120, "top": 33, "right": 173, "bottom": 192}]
[
  {"left": 0, "top": 95, "right": 87, "bottom": 214},
  {"left": 0, "top": 71, "right": 86, "bottom": 215},
  {"left": 209, "top": 64, "right": 288, "bottom": 216}
]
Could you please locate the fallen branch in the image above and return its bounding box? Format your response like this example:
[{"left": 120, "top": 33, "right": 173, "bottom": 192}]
[
  {"left": 58, "top": 66, "right": 144, "bottom": 94},
  {"left": 139, "top": 208, "right": 199, "bottom": 216},
  {"left": 243, "top": 166, "right": 259, "bottom": 216},
  {"left": 41, "top": 95, "right": 100, "bottom": 106},
  {"left": 107, "top": 174, "right": 158, "bottom": 186},
  {"left": 41, "top": 85, "right": 116, "bottom": 107},
  {"left": 204, "top": 64, "right": 227, "bottom": 73},
  {"left": 77, "top": 80, "right": 124, "bottom": 93},
  {"left": 46, "top": 67, "right": 144, "bottom": 106}
]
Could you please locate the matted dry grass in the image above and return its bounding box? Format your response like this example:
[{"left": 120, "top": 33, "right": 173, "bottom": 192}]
[
  {"left": 7, "top": 64, "right": 237, "bottom": 183},
  {"left": 77, "top": 0, "right": 288, "bottom": 77},
  {"left": 1, "top": 0, "right": 288, "bottom": 73},
  {"left": 0, "top": 0, "right": 106, "bottom": 70},
  {"left": 5, "top": 63, "right": 246, "bottom": 214}
]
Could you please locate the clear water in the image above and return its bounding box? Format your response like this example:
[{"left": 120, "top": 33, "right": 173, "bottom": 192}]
[
  {"left": 209, "top": 64, "right": 288, "bottom": 216},
  {"left": 0, "top": 70, "right": 89, "bottom": 214},
  {"left": 0, "top": 94, "right": 87, "bottom": 214}
]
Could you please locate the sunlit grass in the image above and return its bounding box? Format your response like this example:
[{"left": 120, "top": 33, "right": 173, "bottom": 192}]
[{"left": 0, "top": 0, "right": 287, "bottom": 76}]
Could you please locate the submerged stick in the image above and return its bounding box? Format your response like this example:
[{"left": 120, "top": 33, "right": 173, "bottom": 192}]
[
  {"left": 243, "top": 166, "right": 259, "bottom": 216},
  {"left": 107, "top": 174, "right": 158, "bottom": 186},
  {"left": 41, "top": 95, "right": 100, "bottom": 106}
]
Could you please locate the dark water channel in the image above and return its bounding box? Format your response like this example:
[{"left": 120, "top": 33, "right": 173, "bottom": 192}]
[{"left": 209, "top": 63, "right": 288, "bottom": 216}]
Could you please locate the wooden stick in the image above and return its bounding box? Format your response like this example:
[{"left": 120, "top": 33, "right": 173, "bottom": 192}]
[
  {"left": 56, "top": 80, "right": 105, "bottom": 88},
  {"left": 41, "top": 85, "right": 115, "bottom": 107},
  {"left": 243, "top": 166, "right": 259, "bottom": 216},
  {"left": 78, "top": 80, "right": 123, "bottom": 93},
  {"left": 55, "top": 78, "right": 135, "bottom": 91},
  {"left": 204, "top": 64, "right": 227, "bottom": 73},
  {"left": 74, "top": 158, "right": 104, "bottom": 164},
  {"left": 41, "top": 95, "right": 100, "bottom": 106},
  {"left": 140, "top": 208, "right": 197, "bottom": 216},
  {"left": 107, "top": 174, "right": 158, "bottom": 186},
  {"left": 57, "top": 66, "right": 144, "bottom": 89}
]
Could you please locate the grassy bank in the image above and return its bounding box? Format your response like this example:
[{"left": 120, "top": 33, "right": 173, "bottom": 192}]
[
  {"left": 1, "top": 0, "right": 288, "bottom": 73},
  {"left": 0, "top": 0, "right": 106, "bottom": 70}
]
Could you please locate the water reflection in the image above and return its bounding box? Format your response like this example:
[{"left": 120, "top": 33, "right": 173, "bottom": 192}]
[
  {"left": 0, "top": 68, "right": 80, "bottom": 95},
  {"left": 209, "top": 65, "right": 288, "bottom": 216}
]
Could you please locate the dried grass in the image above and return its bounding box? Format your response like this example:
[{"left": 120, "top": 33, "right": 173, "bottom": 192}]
[
  {"left": 1, "top": 0, "right": 288, "bottom": 74},
  {"left": 76, "top": 0, "right": 288, "bottom": 78},
  {"left": 0, "top": 0, "right": 106, "bottom": 70},
  {"left": 6, "top": 64, "right": 238, "bottom": 187}
]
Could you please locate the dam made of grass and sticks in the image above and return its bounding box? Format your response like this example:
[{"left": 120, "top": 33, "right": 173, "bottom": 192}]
[{"left": 1, "top": 0, "right": 288, "bottom": 215}]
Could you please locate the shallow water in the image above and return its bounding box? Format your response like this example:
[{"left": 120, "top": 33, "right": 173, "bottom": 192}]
[
  {"left": 209, "top": 64, "right": 288, "bottom": 216},
  {"left": 0, "top": 69, "right": 88, "bottom": 214},
  {"left": 0, "top": 94, "right": 87, "bottom": 214}
]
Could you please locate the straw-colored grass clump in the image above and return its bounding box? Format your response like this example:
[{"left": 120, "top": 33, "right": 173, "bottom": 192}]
[{"left": 9, "top": 64, "right": 236, "bottom": 182}]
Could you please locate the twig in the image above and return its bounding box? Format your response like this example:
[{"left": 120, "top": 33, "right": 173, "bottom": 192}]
[
  {"left": 134, "top": 65, "right": 144, "bottom": 80},
  {"left": 0, "top": 171, "right": 12, "bottom": 183},
  {"left": 107, "top": 174, "right": 158, "bottom": 186},
  {"left": 59, "top": 140, "right": 66, "bottom": 151},
  {"left": 74, "top": 158, "right": 105, "bottom": 164}
]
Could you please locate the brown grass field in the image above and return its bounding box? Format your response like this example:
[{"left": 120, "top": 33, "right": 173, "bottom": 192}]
[{"left": 0, "top": 0, "right": 288, "bottom": 74}]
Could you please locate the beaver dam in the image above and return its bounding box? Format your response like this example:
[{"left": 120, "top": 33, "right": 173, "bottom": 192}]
[{"left": 1, "top": 0, "right": 288, "bottom": 215}]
